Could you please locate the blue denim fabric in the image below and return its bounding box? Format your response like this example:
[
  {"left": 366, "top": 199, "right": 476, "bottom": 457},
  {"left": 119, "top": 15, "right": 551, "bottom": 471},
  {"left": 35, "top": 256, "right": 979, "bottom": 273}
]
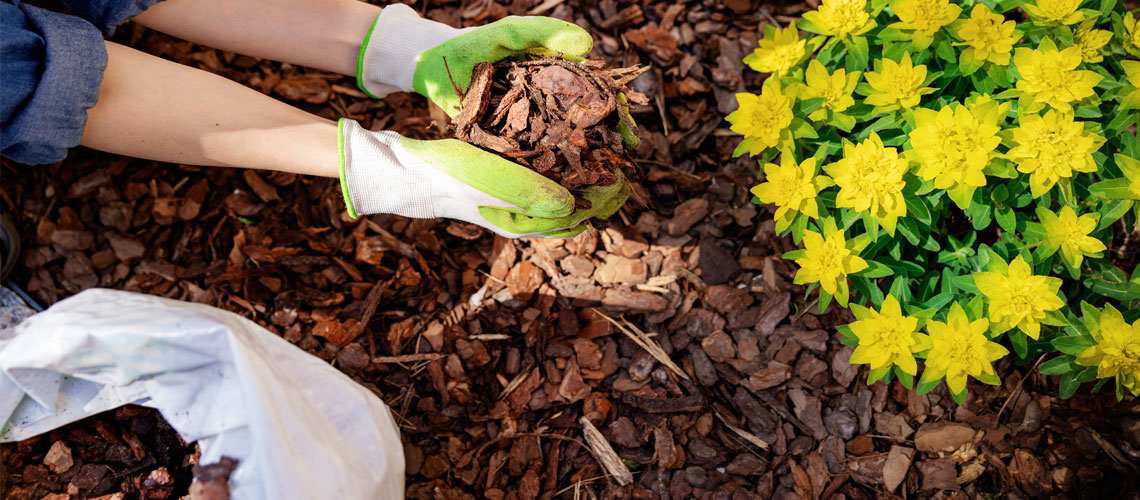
[
  {"left": 65, "top": 0, "right": 167, "bottom": 36},
  {"left": 1, "top": 0, "right": 163, "bottom": 165}
]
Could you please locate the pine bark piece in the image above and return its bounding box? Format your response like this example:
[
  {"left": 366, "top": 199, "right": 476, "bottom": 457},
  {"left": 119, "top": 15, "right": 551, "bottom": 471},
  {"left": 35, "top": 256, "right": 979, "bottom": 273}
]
[{"left": 580, "top": 416, "right": 633, "bottom": 486}]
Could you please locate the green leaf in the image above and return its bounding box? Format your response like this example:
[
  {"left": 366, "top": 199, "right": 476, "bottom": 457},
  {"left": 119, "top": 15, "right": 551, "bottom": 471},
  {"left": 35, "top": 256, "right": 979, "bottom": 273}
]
[
  {"left": 845, "top": 36, "right": 870, "bottom": 72},
  {"left": 894, "top": 366, "right": 914, "bottom": 390},
  {"left": 1039, "top": 356, "right": 1077, "bottom": 375},
  {"left": 782, "top": 249, "right": 807, "bottom": 260},
  {"left": 796, "top": 97, "right": 825, "bottom": 116},
  {"left": 905, "top": 196, "right": 932, "bottom": 225},
  {"left": 915, "top": 373, "right": 942, "bottom": 395},
  {"left": 1010, "top": 330, "right": 1028, "bottom": 358},
  {"left": 1041, "top": 309, "right": 1069, "bottom": 327},
  {"left": 828, "top": 112, "right": 857, "bottom": 132},
  {"left": 1051, "top": 335, "right": 1095, "bottom": 356},
  {"left": 1088, "top": 178, "right": 1135, "bottom": 199},
  {"left": 996, "top": 206, "right": 1017, "bottom": 233},
  {"left": 858, "top": 260, "right": 894, "bottom": 278},
  {"left": 1059, "top": 372, "right": 1080, "bottom": 399},
  {"left": 921, "top": 292, "right": 955, "bottom": 311},
  {"left": 1087, "top": 276, "right": 1140, "bottom": 300},
  {"left": 952, "top": 274, "right": 979, "bottom": 294},
  {"left": 888, "top": 277, "right": 911, "bottom": 303},
  {"left": 1075, "top": 365, "right": 1099, "bottom": 383},
  {"left": 1097, "top": 199, "right": 1134, "bottom": 230}
]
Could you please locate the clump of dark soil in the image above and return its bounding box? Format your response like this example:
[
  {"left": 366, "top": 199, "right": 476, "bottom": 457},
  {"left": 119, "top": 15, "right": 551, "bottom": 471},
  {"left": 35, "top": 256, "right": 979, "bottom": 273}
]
[{"left": 452, "top": 56, "right": 649, "bottom": 193}]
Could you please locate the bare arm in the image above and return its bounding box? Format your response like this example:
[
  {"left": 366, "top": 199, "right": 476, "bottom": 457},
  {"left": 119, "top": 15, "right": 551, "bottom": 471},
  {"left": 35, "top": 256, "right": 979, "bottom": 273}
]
[
  {"left": 130, "top": 0, "right": 380, "bottom": 77},
  {"left": 80, "top": 42, "right": 339, "bottom": 177}
]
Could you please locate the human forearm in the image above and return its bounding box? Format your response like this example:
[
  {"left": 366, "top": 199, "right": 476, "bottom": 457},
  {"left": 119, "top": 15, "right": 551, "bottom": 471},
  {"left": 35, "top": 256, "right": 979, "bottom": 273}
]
[
  {"left": 81, "top": 42, "right": 339, "bottom": 177},
  {"left": 130, "top": 0, "right": 379, "bottom": 77}
]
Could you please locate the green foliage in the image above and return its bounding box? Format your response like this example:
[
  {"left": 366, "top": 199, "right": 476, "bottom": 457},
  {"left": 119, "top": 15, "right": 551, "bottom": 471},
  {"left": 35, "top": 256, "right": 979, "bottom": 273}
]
[{"left": 734, "top": 0, "right": 1140, "bottom": 401}]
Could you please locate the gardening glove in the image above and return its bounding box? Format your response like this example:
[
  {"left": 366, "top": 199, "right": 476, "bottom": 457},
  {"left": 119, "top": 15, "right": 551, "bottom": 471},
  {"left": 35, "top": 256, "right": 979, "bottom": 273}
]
[
  {"left": 356, "top": 3, "right": 593, "bottom": 116},
  {"left": 338, "top": 119, "right": 629, "bottom": 238}
]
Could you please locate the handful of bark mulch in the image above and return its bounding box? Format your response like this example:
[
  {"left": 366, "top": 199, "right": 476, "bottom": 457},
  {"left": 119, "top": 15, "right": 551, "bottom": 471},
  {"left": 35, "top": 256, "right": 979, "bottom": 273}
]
[{"left": 452, "top": 56, "right": 649, "bottom": 192}]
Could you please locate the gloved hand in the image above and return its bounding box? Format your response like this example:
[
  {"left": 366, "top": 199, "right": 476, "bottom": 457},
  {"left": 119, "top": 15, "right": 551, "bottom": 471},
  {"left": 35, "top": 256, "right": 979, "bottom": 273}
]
[
  {"left": 338, "top": 119, "right": 629, "bottom": 238},
  {"left": 356, "top": 3, "right": 593, "bottom": 116}
]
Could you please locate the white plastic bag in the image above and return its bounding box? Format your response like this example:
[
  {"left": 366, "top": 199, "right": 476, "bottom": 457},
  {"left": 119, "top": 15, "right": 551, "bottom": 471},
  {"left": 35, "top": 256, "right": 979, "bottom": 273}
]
[{"left": 0, "top": 288, "right": 404, "bottom": 499}]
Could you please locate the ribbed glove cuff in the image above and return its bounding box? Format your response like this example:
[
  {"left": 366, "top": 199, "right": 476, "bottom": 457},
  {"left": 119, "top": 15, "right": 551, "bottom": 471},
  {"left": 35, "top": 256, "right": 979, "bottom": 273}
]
[
  {"left": 356, "top": 4, "right": 471, "bottom": 98},
  {"left": 338, "top": 119, "right": 434, "bottom": 219}
]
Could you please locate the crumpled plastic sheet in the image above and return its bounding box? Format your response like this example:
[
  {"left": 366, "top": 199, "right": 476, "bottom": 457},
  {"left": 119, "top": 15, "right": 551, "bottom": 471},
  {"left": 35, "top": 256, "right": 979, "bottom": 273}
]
[{"left": 0, "top": 288, "right": 404, "bottom": 499}]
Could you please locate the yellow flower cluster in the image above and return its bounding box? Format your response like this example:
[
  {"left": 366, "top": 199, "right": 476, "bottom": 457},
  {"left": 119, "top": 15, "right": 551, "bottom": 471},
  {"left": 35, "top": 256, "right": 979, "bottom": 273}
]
[
  {"left": 744, "top": 22, "right": 806, "bottom": 76},
  {"left": 1006, "top": 110, "right": 1099, "bottom": 198},
  {"left": 726, "top": 83, "right": 793, "bottom": 156},
  {"left": 792, "top": 218, "right": 868, "bottom": 305},
  {"left": 1040, "top": 206, "right": 1106, "bottom": 268},
  {"left": 798, "top": 60, "right": 860, "bottom": 121},
  {"left": 864, "top": 53, "right": 936, "bottom": 111},
  {"left": 751, "top": 154, "right": 830, "bottom": 232},
  {"left": 1077, "top": 304, "right": 1140, "bottom": 397},
  {"left": 1013, "top": 39, "right": 1102, "bottom": 112},
  {"left": 848, "top": 295, "right": 928, "bottom": 377},
  {"left": 909, "top": 99, "right": 1007, "bottom": 209},
  {"left": 951, "top": 5, "right": 1020, "bottom": 66},
  {"left": 824, "top": 133, "right": 909, "bottom": 235},
  {"left": 920, "top": 302, "right": 1008, "bottom": 396},
  {"left": 974, "top": 255, "right": 1064, "bottom": 340},
  {"left": 889, "top": 0, "right": 962, "bottom": 49},
  {"left": 1023, "top": 0, "right": 1084, "bottom": 25},
  {"left": 803, "top": 0, "right": 875, "bottom": 40}
]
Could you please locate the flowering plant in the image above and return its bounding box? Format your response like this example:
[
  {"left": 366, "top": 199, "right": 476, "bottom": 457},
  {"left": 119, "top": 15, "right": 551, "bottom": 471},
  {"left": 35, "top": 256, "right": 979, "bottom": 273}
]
[{"left": 732, "top": 0, "right": 1140, "bottom": 403}]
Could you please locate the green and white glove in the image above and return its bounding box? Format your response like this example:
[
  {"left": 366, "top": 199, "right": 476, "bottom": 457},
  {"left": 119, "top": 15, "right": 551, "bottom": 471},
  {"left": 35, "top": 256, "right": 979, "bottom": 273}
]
[
  {"left": 338, "top": 119, "right": 628, "bottom": 238},
  {"left": 356, "top": 3, "right": 593, "bottom": 116}
]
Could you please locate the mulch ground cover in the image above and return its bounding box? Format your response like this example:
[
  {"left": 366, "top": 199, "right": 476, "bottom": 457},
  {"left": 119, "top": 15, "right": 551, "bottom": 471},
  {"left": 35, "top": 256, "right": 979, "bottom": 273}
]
[{"left": 3, "top": 1, "right": 1140, "bottom": 499}]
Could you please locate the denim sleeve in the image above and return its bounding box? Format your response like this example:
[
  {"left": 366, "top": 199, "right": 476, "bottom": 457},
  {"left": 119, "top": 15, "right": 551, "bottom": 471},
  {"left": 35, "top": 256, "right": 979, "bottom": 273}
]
[
  {"left": 1, "top": 2, "right": 107, "bottom": 165},
  {"left": 65, "top": 0, "right": 166, "bottom": 36}
]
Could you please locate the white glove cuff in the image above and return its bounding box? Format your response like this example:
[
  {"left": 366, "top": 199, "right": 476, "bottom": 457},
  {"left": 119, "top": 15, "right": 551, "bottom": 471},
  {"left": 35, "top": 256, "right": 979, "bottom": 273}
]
[
  {"left": 339, "top": 120, "right": 435, "bottom": 219},
  {"left": 357, "top": 4, "right": 471, "bottom": 98}
]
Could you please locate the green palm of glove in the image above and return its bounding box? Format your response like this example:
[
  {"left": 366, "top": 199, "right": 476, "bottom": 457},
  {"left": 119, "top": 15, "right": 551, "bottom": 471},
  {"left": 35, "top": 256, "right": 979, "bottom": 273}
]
[
  {"left": 397, "top": 137, "right": 629, "bottom": 237},
  {"left": 414, "top": 17, "right": 593, "bottom": 116},
  {"left": 478, "top": 169, "right": 631, "bottom": 238}
]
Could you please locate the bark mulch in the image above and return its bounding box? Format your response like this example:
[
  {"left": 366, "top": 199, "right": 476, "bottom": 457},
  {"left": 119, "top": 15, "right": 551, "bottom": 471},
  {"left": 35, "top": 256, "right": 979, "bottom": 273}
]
[{"left": 3, "top": 1, "right": 1139, "bottom": 499}]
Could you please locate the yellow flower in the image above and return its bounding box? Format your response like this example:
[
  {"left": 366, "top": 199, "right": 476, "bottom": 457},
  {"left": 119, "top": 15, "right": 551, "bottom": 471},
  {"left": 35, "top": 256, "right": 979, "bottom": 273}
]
[
  {"left": 1040, "top": 205, "right": 1106, "bottom": 268},
  {"left": 909, "top": 101, "right": 1004, "bottom": 209},
  {"left": 889, "top": 0, "right": 962, "bottom": 49},
  {"left": 752, "top": 154, "right": 831, "bottom": 232},
  {"left": 1073, "top": 20, "right": 1112, "bottom": 63},
  {"left": 864, "top": 52, "right": 936, "bottom": 111},
  {"left": 802, "top": 0, "right": 876, "bottom": 40},
  {"left": 920, "top": 302, "right": 1008, "bottom": 396},
  {"left": 743, "top": 22, "right": 807, "bottom": 76},
  {"left": 1121, "top": 60, "right": 1140, "bottom": 111},
  {"left": 799, "top": 59, "right": 860, "bottom": 120},
  {"left": 1023, "top": 0, "right": 1084, "bottom": 25},
  {"left": 950, "top": 4, "right": 1020, "bottom": 66},
  {"left": 973, "top": 255, "right": 1064, "bottom": 340},
  {"left": 848, "top": 295, "right": 930, "bottom": 376},
  {"left": 793, "top": 218, "right": 868, "bottom": 305},
  {"left": 1013, "top": 38, "right": 1102, "bottom": 112},
  {"left": 1117, "top": 153, "right": 1140, "bottom": 199},
  {"left": 1006, "top": 110, "right": 1098, "bottom": 198},
  {"left": 726, "top": 82, "right": 794, "bottom": 156},
  {"left": 1076, "top": 304, "right": 1140, "bottom": 397},
  {"left": 1125, "top": 14, "right": 1140, "bottom": 57},
  {"left": 823, "top": 132, "right": 909, "bottom": 235}
]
